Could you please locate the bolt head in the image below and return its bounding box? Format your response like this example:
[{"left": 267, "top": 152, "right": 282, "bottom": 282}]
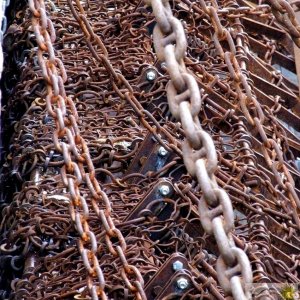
[
  {"left": 176, "top": 277, "right": 189, "bottom": 290},
  {"left": 159, "top": 184, "right": 170, "bottom": 196},
  {"left": 172, "top": 260, "right": 183, "bottom": 271},
  {"left": 158, "top": 146, "right": 168, "bottom": 157},
  {"left": 146, "top": 70, "right": 156, "bottom": 81}
]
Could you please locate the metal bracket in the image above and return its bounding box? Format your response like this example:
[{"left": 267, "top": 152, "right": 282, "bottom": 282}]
[
  {"left": 125, "top": 178, "right": 174, "bottom": 222},
  {"left": 125, "top": 132, "right": 176, "bottom": 183},
  {"left": 145, "top": 253, "right": 192, "bottom": 299},
  {"left": 137, "top": 66, "right": 159, "bottom": 93}
]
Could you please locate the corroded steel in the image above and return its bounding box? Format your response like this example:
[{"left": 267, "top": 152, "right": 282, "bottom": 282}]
[
  {"left": 28, "top": 0, "right": 146, "bottom": 298},
  {"left": 0, "top": 0, "right": 300, "bottom": 299},
  {"left": 146, "top": 0, "right": 252, "bottom": 298}
]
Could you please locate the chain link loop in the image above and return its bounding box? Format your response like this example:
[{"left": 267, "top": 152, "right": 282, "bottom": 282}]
[
  {"left": 28, "top": 0, "right": 146, "bottom": 298},
  {"left": 267, "top": 0, "right": 300, "bottom": 46},
  {"left": 146, "top": 0, "right": 253, "bottom": 298},
  {"left": 2, "top": 0, "right": 300, "bottom": 298}
]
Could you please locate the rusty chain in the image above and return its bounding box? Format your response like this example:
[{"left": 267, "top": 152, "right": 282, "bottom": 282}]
[
  {"left": 185, "top": 0, "right": 300, "bottom": 232},
  {"left": 1, "top": 0, "right": 300, "bottom": 299},
  {"left": 267, "top": 0, "right": 300, "bottom": 46},
  {"left": 28, "top": 0, "right": 146, "bottom": 299},
  {"left": 145, "top": 0, "right": 253, "bottom": 298},
  {"left": 214, "top": 0, "right": 300, "bottom": 227},
  {"left": 28, "top": 0, "right": 108, "bottom": 298}
]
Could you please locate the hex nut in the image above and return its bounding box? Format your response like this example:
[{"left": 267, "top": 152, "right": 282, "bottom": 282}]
[
  {"left": 159, "top": 184, "right": 170, "bottom": 196},
  {"left": 176, "top": 277, "right": 189, "bottom": 290},
  {"left": 146, "top": 70, "right": 156, "bottom": 81},
  {"left": 172, "top": 260, "right": 183, "bottom": 271},
  {"left": 158, "top": 146, "right": 168, "bottom": 157}
]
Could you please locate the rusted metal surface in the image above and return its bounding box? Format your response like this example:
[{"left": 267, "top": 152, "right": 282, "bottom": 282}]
[
  {"left": 288, "top": 0, "right": 300, "bottom": 95},
  {"left": 148, "top": 0, "right": 252, "bottom": 298},
  {"left": 0, "top": 0, "right": 300, "bottom": 299}
]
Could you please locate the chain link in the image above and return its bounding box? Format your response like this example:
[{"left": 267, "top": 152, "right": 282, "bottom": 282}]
[
  {"left": 198, "top": 0, "right": 300, "bottom": 295},
  {"left": 28, "top": 0, "right": 147, "bottom": 299},
  {"left": 198, "top": 0, "right": 300, "bottom": 228},
  {"left": 28, "top": 0, "right": 108, "bottom": 298},
  {"left": 1, "top": 0, "right": 300, "bottom": 298},
  {"left": 146, "top": 0, "right": 253, "bottom": 298},
  {"left": 267, "top": 0, "right": 300, "bottom": 46}
]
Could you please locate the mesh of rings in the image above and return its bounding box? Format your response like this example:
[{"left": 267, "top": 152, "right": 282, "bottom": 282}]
[{"left": 0, "top": 0, "right": 300, "bottom": 299}]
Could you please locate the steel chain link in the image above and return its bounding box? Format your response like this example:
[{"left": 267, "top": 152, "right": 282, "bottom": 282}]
[
  {"left": 198, "top": 0, "right": 300, "bottom": 228},
  {"left": 266, "top": 0, "right": 300, "bottom": 46},
  {"left": 28, "top": 0, "right": 108, "bottom": 298},
  {"left": 28, "top": 0, "right": 146, "bottom": 299},
  {"left": 202, "top": 0, "right": 300, "bottom": 294},
  {"left": 1, "top": 0, "right": 300, "bottom": 298},
  {"left": 146, "top": 0, "right": 253, "bottom": 298}
]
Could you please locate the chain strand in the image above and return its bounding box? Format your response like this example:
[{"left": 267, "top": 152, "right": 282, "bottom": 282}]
[
  {"left": 28, "top": 0, "right": 146, "bottom": 298},
  {"left": 146, "top": 0, "right": 253, "bottom": 298}
]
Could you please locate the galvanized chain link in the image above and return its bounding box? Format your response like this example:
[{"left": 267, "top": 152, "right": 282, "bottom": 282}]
[
  {"left": 145, "top": 0, "right": 253, "bottom": 298},
  {"left": 28, "top": 0, "right": 146, "bottom": 299}
]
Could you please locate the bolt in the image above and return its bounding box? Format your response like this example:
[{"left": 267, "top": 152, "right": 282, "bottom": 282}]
[
  {"left": 158, "top": 146, "right": 168, "bottom": 157},
  {"left": 146, "top": 70, "right": 156, "bottom": 81},
  {"left": 176, "top": 277, "right": 189, "bottom": 290},
  {"left": 172, "top": 260, "right": 183, "bottom": 271},
  {"left": 159, "top": 184, "right": 170, "bottom": 196}
]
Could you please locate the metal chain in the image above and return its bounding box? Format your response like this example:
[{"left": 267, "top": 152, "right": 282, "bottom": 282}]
[
  {"left": 233, "top": 2, "right": 300, "bottom": 227},
  {"left": 67, "top": 0, "right": 182, "bottom": 158},
  {"left": 200, "top": 0, "right": 300, "bottom": 293},
  {"left": 145, "top": 0, "right": 253, "bottom": 298},
  {"left": 65, "top": 5, "right": 296, "bottom": 298},
  {"left": 198, "top": 0, "right": 300, "bottom": 228},
  {"left": 28, "top": 0, "right": 146, "bottom": 299},
  {"left": 266, "top": 0, "right": 300, "bottom": 46},
  {"left": 28, "top": 0, "right": 107, "bottom": 298},
  {"left": 182, "top": 0, "right": 271, "bottom": 18},
  {"left": 2, "top": 0, "right": 300, "bottom": 298}
]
